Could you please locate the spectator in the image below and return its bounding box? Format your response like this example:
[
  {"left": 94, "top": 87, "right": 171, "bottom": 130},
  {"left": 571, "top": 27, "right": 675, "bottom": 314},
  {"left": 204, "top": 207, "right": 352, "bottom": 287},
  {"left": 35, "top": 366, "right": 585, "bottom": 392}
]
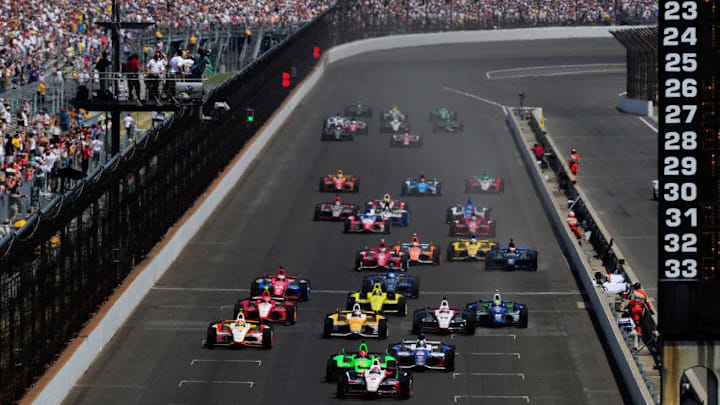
[
  {"left": 37, "top": 80, "right": 46, "bottom": 105},
  {"left": 124, "top": 114, "right": 134, "bottom": 141},
  {"left": 125, "top": 54, "right": 142, "bottom": 101},
  {"left": 146, "top": 50, "right": 165, "bottom": 100},
  {"left": 0, "top": 218, "right": 10, "bottom": 236}
]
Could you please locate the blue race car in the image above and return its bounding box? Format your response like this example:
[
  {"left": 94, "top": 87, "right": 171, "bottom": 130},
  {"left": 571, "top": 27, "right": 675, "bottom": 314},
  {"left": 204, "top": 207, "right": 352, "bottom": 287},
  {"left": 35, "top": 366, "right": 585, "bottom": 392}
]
[
  {"left": 465, "top": 291, "right": 528, "bottom": 328},
  {"left": 485, "top": 240, "right": 538, "bottom": 271},
  {"left": 389, "top": 334, "right": 455, "bottom": 371},
  {"left": 362, "top": 271, "right": 420, "bottom": 298},
  {"left": 401, "top": 173, "right": 442, "bottom": 196},
  {"left": 249, "top": 267, "right": 311, "bottom": 301}
]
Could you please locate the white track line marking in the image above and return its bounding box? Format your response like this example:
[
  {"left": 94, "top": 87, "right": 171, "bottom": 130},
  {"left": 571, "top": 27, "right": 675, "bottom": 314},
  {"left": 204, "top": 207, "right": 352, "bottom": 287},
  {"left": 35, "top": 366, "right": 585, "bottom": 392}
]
[
  {"left": 443, "top": 86, "right": 507, "bottom": 109},
  {"left": 190, "top": 359, "right": 261, "bottom": 366},
  {"left": 638, "top": 116, "right": 658, "bottom": 132},
  {"left": 152, "top": 287, "right": 580, "bottom": 296},
  {"left": 455, "top": 395, "right": 530, "bottom": 403},
  {"left": 453, "top": 372, "right": 525, "bottom": 380},
  {"left": 486, "top": 63, "right": 625, "bottom": 79},
  {"left": 73, "top": 384, "right": 148, "bottom": 389},
  {"left": 177, "top": 380, "right": 254, "bottom": 388},
  {"left": 457, "top": 352, "right": 521, "bottom": 359}
]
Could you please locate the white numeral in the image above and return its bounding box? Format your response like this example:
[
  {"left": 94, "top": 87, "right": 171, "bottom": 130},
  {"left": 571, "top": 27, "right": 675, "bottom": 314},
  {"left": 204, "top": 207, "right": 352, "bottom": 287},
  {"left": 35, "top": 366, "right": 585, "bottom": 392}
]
[
  {"left": 665, "top": 259, "right": 698, "bottom": 278},
  {"left": 665, "top": 105, "right": 697, "bottom": 124},
  {"left": 665, "top": 53, "right": 697, "bottom": 72},
  {"left": 665, "top": 78, "right": 697, "bottom": 98},
  {"left": 664, "top": 131, "right": 697, "bottom": 150},
  {"left": 664, "top": 156, "right": 697, "bottom": 175},
  {"left": 664, "top": 182, "right": 697, "bottom": 201}
]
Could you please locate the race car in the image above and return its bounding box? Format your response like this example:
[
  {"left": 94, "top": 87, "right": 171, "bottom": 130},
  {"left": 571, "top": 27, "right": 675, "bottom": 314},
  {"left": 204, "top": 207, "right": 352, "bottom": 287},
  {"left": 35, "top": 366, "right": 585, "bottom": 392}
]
[
  {"left": 449, "top": 212, "right": 496, "bottom": 237},
  {"left": 326, "top": 342, "right": 398, "bottom": 382},
  {"left": 204, "top": 312, "right": 273, "bottom": 349},
  {"left": 446, "top": 234, "right": 497, "bottom": 261},
  {"left": 233, "top": 289, "right": 297, "bottom": 325},
  {"left": 322, "top": 117, "right": 354, "bottom": 141},
  {"left": 401, "top": 174, "right": 441, "bottom": 196},
  {"left": 446, "top": 198, "right": 493, "bottom": 224},
  {"left": 388, "top": 334, "right": 455, "bottom": 371},
  {"left": 319, "top": 169, "right": 359, "bottom": 192},
  {"left": 336, "top": 358, "right": 413, "bottom": 399},
  {"left": 390, "top": 130, "right": 422, "bottom": 147},
  {"left": 432, "top": 118, "right": 464, "bottom": 133},
  {"left": 323, "top": 303, "right": 389, "bottom": 339},
  {"left": 314, "top": 196, "right": 358, "bottom": 221},
  {"left": 361, "top": 271, "right": 420, "bottom": 298},
  {"left": 485, "top": 240, "right": 538, "bottom": 271},
  {"left": 345, "top": 101, "right": 374, "bottom": 117},
  {"left": 355, "top": 240, "right": 409, "bottom": 272},
  {"left": 344, "top": 209, "right": 391, "bottom": 234},
  {"left": 250, "top": 267, "right": 311, "bottom": 300},
  {"left": 412, "top": 298, "right": 475, "bottom": 335},
  {"left": 393, "top": 233, "right": 440, "bottom": 266},
  {"left": 346, "top": 118, "right": 369, "bottom": 135},
  {"left": 347, "top": 282, "right": 408, "bottom": 316},
  {"left": 380, "top": 106, "right": 408, "bottom": 133},
  {"left": 465, "top": 172, "right": 505, "bottom": 193},
  {"left": 367, "top": 195, "right": 410, "bottom": 226},
  {"left": 429, "top": 106, "right": 457, "bottom": 121},
  {"left": 465, "top": 290, "right": 528, "bottom": 328}
]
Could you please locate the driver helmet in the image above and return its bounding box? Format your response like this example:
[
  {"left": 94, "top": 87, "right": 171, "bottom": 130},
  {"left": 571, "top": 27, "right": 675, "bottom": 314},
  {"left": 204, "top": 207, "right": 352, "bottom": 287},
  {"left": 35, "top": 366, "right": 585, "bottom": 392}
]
[
  {"left": 392, "top": 104, "right": 398, "bottom": 111},
  {"left": 469, "top": 233, "right": 478, "bottom": 242},
  {"left": 353, "top": 304, "right": 362, "bottom": 316},
  {"left": 419, "top": 173, "right": 426, "bottom": 182},
  {"left": 417, "top": 333, "right": 426, "bottom": 347},
  {"left": 471, "top": 215, "right": 477, "bottom": 222},
  {"left": 404, "top": 126, "right": 409, "bottom": 132},
  {"left": 411, "top": 233, "right": 419, "bottom": 246},
  {"left": 359, "top": 348, "right": 368, "bottom": 357},
  {"left": 493, "top": 298, "right": 501, "bottom": 306},
  {"left": 373, "top": 288, "right": 382, "bottom": 296},
  {"left": 277, "top": 273, "right": 286, "bottom": 281},
  {"left": 379, "top": 240, "right": 387, "bottom": 253},
  {"left": 334, "top": 195, "right": 342, "bottom": 205},
  {"left": 336, "top": 168, "right": 344, "bottom": 178},
  {"left": 383, "top": 193, "right": 391, "bottom": 203},
  {"left": 569, "top": 210, "right": 575, "bottom": 217},
  {"left": 571, "top": 148, "right": 577, "bottom": 154}
]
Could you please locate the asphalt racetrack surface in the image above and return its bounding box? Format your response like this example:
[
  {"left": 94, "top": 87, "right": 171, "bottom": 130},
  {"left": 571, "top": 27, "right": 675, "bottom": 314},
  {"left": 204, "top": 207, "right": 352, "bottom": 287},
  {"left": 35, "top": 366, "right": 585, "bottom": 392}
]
[{"left": 65, "top": 39, "right": 628, "bottom": 405}]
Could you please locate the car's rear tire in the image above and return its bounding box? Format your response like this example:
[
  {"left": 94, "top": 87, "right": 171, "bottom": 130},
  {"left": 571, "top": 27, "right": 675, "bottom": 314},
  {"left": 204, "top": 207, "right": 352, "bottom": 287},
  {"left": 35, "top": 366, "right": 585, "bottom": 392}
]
[
  {"left": 313, "top": 206, "right": 321, "bottom": 221},
  {"left": 445, "top": 345, "right": 456, "bottom": 371},
  {"left": 337, "top": 375, "right": 349, "bottom": 398},
  {"left": 530, "top": 253, "right": 538, "bottom": 272},
  {"left": 519, "top": 307, "right": 529, "bottom": 328},
  {"left": 489, "top": 222, "right": 496, "bottom": 237},
  {"left": 286, "top": 305, "right": 297, "bottom": 325},
  {"left": 206, "top": 327, "right": 216, "bottom": 349},
  {"left": 498, "top": 179, "right": 505, "bottom": 193},
  {"left": 399, "top": 372, "right": 412, "bottom": 399},
  {"left": 462, "top": 310, "right": 476, "bottom": 335},
  {"left": 397, "top": 297, "right": 407, "bottom": 317},
  {"left": 436, "top": 183, "right": 442, "bottom": 196},
  {"left": 400, "top": 255, "right": 409, "bottom": 272},
  {"left": 410, "top": 277, "right": 420, "bottom": 298},
  {"left": 319, "top": 179, "right": 325, "bottom": 192},
  {"left": 433, "top": 249, "right": 440, "bottom": 266},
  {"left": 446, "top": 208, "right": 453, "bottom": 224},
  {"left": 378, "top": 318, "right": 389, "bottom": 339},
  {"left": 250, "top": 282, "right": 261, "bottom": 297},
  {"left": 401, "top": 183, "right": 408, "bottom": 196},
  {"left": 326, "top": 359, "right": 338, "bottom": 382},
  {"left": 343, "top": 219, "right": 350, "bottom": 233},
  {"left": 355, "top": 253, "right": 364, "bottom": 272},
  {"left": 353, "top": 179, "right": 359, "bottom": 193},
  {"left": 449, "top": 224, "right": 456, "bottom": 236},
  {"left": 401, "top": 212, "right": 409, "bottom": 226},
  {"left": 361, "top": 277, "right": 374, "bottom": 293},
  {"left": 323, "top": 317, "right": 334, "bottom": 339},
  {"left": 233, "top": 303, "right": 241, "bottom": 319},
  {"left": 262, "top": 327, "right": 273, "bottom": 349},
  {"left": 384, "top": 221, "right": 391, "bottom": 234},
  {"left": 299, "top": 282, "right": 310, "bottom": 301},
  {"left": 464, "top": 179, "right": 472, "bottom": 193},
  {"left": 412, "top": 310, "right": 424, "bottom": 334}
]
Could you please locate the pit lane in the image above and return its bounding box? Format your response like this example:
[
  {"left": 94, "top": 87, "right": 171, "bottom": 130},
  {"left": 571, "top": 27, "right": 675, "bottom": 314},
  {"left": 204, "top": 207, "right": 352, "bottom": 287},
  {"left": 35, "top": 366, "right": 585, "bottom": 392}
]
[{"left": 63, "top": 38, "right": 627, "bottom": 405}]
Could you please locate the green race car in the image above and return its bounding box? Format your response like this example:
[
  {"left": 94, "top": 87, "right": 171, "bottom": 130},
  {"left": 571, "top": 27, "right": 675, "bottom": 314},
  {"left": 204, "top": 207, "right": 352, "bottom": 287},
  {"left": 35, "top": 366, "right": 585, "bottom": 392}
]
[
  {"left": 429, "top": 106, "right": 457, "bottom": 121},
  {"left": 346, "top": 282, "right": 408, "bottom": 316},
  {"left": 326, "top": 342, "right": 399, "bottom": 382}
]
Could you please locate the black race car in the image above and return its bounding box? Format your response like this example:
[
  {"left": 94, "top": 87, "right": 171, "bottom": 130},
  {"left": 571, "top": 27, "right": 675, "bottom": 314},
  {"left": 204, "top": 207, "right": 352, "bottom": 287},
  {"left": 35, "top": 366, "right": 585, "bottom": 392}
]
[
  {"left": 432, "top": 119, "right": 464, "bottom": 133},
  {"left": 345, "top": 102, "right": 373, "bottom": 117}
]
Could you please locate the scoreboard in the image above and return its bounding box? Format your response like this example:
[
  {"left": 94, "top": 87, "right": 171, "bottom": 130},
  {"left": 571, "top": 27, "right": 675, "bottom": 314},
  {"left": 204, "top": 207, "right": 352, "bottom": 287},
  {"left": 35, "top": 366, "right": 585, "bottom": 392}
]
[{"left": 659, "top": 0, "right": 720, "bottom": 339}]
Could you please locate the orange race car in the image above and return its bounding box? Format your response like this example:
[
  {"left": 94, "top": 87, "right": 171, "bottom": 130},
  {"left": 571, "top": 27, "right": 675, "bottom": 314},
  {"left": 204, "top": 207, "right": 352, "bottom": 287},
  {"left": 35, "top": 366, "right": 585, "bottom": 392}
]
[{"left": 392, "top": 234, "right": 440, "bottom": 266}]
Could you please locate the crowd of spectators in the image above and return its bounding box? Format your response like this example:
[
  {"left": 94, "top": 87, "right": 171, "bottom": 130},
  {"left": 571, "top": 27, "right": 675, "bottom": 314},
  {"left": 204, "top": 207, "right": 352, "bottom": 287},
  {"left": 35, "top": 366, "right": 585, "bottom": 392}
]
[
  {"left": 343, "top": 0, "right": 656, "bottom": 29},
  {"left": 0, "top": 98, "right": 105, "bottom": 236}
]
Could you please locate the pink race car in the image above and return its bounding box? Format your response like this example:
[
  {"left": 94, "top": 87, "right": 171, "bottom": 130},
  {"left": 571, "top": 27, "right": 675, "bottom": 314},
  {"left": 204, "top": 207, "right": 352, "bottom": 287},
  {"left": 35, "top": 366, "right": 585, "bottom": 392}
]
[
  {"left": 344, "top": 209, "right": 391, "bottom": 234},
  {"left": 390, "top": 131, "right": 422, "bottom": 148},
  {"left": 449, "top": 215, "right": 496, "bottom": 237}
]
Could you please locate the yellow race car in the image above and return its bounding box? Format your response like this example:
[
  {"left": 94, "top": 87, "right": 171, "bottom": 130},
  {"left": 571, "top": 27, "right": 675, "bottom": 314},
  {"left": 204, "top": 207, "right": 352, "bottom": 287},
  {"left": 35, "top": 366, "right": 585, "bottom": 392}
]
[
  {"left": 346, "top": 282, "right": 408, "bottom": 316},
  {"left": 446, "top": 235, "right": 497, "bottom": 261},
  {"left": 323, "top": 303, "right": 389, "bottom": 338}
]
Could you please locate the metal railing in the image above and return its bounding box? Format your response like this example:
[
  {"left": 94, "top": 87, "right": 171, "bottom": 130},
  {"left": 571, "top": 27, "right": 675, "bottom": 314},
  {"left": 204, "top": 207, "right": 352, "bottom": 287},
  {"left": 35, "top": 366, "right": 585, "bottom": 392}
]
[{"left": 80, "top": 72, "right": 207, "bottom": 103}]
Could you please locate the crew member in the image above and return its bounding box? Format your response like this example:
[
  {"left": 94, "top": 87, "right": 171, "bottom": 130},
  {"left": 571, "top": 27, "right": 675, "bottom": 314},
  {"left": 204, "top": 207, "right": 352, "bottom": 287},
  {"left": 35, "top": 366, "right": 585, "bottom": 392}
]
[
  {"left": 568, "top": 148, "right": 580, "bottom": 182},
  {"left": 532, "top": 143, "right": 544, "bottom": 167},
  {"left": 567, "top": 210, "right": 581, "bottom": 239},
  {"left": 628, "top": 282, "right": 652, "bottom": 334}
]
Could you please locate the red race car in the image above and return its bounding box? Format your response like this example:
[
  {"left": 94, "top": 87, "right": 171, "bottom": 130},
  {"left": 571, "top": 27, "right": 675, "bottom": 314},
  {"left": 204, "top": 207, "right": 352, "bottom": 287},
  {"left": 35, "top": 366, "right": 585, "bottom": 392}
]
[
  {"left": 390, "top": 130, "right": 422, "bottom": 148},
  {"left": 345, "top": 209, "right": 391, "bottom": 234},
  {"left": 315, "top": 196, "right": 358, "bottom": 221},
  {"left": 347, "top": 119, "right": 369, "bottom": 134},
  {"left": 250, "top": 267, "right": 311, "bottom": 301},
  {"left": 449, "top": 214, "right": 496, "bottom": 237},
  {"left": 319, "top": 169, "right": 359, "bottom": 192},
  {"left": 234, "top": 289, "right": 297, "bottom": 325},
  {"left": 355, "top": 240, "right": 409, "bottom": 271}
]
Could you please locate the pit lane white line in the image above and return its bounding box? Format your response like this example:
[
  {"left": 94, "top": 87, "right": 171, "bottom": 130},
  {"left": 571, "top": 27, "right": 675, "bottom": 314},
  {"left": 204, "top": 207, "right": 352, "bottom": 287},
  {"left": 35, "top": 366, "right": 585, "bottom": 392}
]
[
  {"left": 190, "top": 359, "right": 261, "bottom": 366},
  {"left": 638, "top": 116, "right": 658, "bottom": 133},
  {"left": 453, "top": 372, "right": 526, "bottom": 380},
  {"left": 443, "top": 86, "right": 508, "bottom": 109},
  {"left": 485, "top": 63, "right": 625, "bottom": 79},
  {"left": 455, "top": 395, "right": 530, "bottom": 403},
  {"left": 457, "top": 352, "right": 521, "bottom": 359},
  {"left": 177, "top": 380, "right": 254, "bottom": 388},
  {"left": 455, "top": 333, "right": 517, "bottom": 340}
]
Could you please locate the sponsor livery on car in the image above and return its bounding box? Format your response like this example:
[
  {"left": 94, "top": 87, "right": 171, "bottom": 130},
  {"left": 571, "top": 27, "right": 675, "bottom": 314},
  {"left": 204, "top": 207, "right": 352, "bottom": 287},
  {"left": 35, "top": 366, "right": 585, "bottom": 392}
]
[
  {"left": 323, "top": 303, "right": 389, "bottom": 339},
  {"left": 412, "top": 298, "right": 475, "bottom": 335},
  {"left": 446, "top": 234, "right": 497, "bottom": 261},
  {"left": 336, "top": 358, "right": 413, "bottom": 399},
  {"left": 355, "top": 240, "right": 409, "bottom": 271},
  {"left": 347, "top": 282, "right": 408, "bottom": 316},
  {"left": 465, "top": 291, "right": 529, "bottom": 328},
  {"left": 319, "top": 170, "right": 359, "bottom": 192},
  {"left": 250, "top": 268, "right": 311, "bottom": 300},
  {"left": 204, "top": 312, "right": 273, "bottom": 349},
  {"left": 465, "top": 172, "right": 504, "bottom": 193},
  {"left": 401, "top": 175, "right": 441, "bottom": 196},
  {"left": 389, "top": 335, "right": 455, "bottom": 371},
  {"left": 314, "top": 196, "right": 358, "bottom": 221},
  {"left": 233, "top": 289, "right": 298, "bottom": 325}
]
